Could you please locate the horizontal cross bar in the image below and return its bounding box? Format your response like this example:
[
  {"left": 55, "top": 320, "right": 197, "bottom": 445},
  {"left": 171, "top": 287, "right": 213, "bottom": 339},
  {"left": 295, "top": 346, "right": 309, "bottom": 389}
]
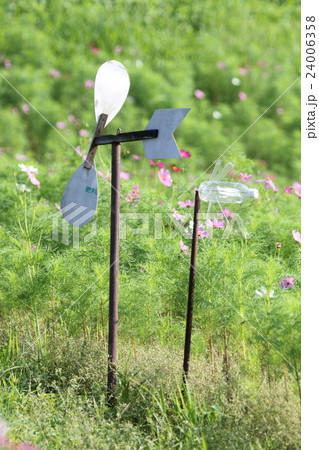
[{"left": 93, "top": 129, "right": 158, "bottom": 146}]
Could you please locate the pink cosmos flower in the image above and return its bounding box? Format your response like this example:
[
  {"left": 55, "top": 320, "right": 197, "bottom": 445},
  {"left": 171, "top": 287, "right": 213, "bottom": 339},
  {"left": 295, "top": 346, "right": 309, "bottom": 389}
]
[
  {"left": 194, "top": 89, "right": 205, "bottom": 99},
  {"left": 49, "top": 69, "right": 61, "bottom": 78},
  {"left": 28, "top": 173, "right": 40, "bottom": 188},
  {"left": 276, "top": 108, "right": 284, "bottom": 115},
  {"left": 149, "top": 160, "right": 165, "bottom": 169},
  {"left": 276, "top": 242, "right": 282, "bottom": 248},
  {"left": 216, "top": 61, "right": 226, "bottom": 69},
  {"left": 30, "top": 245, "right": 36, "bottom": 251},
  {"left": 0, "top": 433, "right": 9, "bottom": 448},
  {"left": 158, "top": 201, "right": 164, "bottom": 205},
  {"left": 240, "top": 173, "right": 253, "bottom": 183},
  {"left": 91, "top": 47, "right": 100, "bottom": 54},
  {"left": 97, "top": 170, "right": 110, "bottom": 180},
  {"left": 15, "top": 154, "right": 28, "bottom": 161},
  {"left": 284, "top": 186, "right": 292, "bottom": 194},
  {"left": 292, "top": 230, "right": 301, "bottom": 243},
  {"left": 179, "top": 240, "right": 190, "bottom": 256},
  {"left": 158, "top": 168, "right": 173, "bottom": 187},
  {"left": 206, "top": 218, "right": 225, "bottom": 228},
  {"left": 4, "top": 59, "right": 11, "bottom": 69},
  {"left": 22, "top": 103, "right": 31, "bottom": 114},
  {"left": 280, "top": 277, "right": 295, "bottom": 289},
  {"left": 84, "top": 80, "right": 94, "bottom": 88},
  {"left": 56, "top": 121, "right": 66, "bottom": 129},
  {"left": 239, "top": 67, "right": 249, "bottom": 75},
  {"left": 178, "top": 199, "right": 195, "bottom": 207},
  {"left": 198, "top": 227, "right": 209, "bottom": 238},
  {"left": 120, "top": 171, "right": 130, "bottom": 180},
  {"left": 292, "top": 182, "right": 301, "bottom": 198},
  {"left": 217, "top": 207, "right": 233, "bottom": 219},
  {"left": 125, "top": 185, "right": 140, "bottom": 206},
  {"left": 173, "top": 209, "right": 186, "bottom": 222},
  {"left": 68, "top": 114, "right": 76, "bottom": 122},
  {"left": 11, "top": 107, "right": 19, "bottom": 114},
  {"left": 114, "top": 45, "right": 123, "bottom": 54},
  {"left": 133, "top": 154, "right": 141, "bottom": 160},
  {"left": 254, "top": 177, "right": 279, "bottom": 192},
  {"left": 79, "top": 129, "right": 89, "bottom": 137},
  {"left": 180, "top": 149, "right": 191, "bottom": 158},
  {"left": 170, "top": 164, "right": 181, "bottom": 172},
  {"left": 18, "top": 164, "right": 41, "bottom": 188},
  {"left": 238, "top": 92, "right": 247, "bottom": 101}
]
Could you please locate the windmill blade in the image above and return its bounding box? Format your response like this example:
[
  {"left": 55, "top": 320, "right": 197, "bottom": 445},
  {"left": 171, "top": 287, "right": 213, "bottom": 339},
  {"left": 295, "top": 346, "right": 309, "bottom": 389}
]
[
  {"left": 142, "top": 108, "right": 190, "bottom": 159},
  {"left": 61, "top": 161, "right": 98, "bottom": 227},
  {"left": 94, "top": 60, "right": 130, "bottom": 126}
]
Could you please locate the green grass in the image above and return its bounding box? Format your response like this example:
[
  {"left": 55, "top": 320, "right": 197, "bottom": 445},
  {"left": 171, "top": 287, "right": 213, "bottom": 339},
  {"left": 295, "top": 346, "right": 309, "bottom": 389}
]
[
  {"left": 1, "top": 337, "right": 300, "bottom": 449},
  {"left": 0, "top": 0, "right": 300, "bottom": 448}
]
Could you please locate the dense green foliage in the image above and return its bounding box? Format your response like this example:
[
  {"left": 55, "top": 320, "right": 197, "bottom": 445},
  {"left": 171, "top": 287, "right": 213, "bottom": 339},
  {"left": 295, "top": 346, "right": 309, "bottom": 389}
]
[{"left": 0, "top": 0, "right": 300, "bottom": 448}]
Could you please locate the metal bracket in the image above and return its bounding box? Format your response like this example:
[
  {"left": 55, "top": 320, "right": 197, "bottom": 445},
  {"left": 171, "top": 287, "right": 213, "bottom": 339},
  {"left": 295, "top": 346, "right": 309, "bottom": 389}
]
[{"left": 93, "top": 129, "right": 158, "bottom": 146}]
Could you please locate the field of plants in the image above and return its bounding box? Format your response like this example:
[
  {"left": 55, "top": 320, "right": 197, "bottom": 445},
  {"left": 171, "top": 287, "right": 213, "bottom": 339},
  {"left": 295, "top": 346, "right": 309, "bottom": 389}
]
[{"left": 0, "top": 0, "right": 301, "bottom": 448}]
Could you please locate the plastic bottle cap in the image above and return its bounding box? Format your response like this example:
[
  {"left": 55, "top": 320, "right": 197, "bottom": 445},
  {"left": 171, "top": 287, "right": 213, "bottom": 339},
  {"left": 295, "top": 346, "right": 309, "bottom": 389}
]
[{"left": 249, "top": 188, "right": 259, "bottom": 199}]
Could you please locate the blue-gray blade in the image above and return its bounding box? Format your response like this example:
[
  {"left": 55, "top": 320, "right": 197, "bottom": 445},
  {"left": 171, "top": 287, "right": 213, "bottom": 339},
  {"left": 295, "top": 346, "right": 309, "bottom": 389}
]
[
  {"left": 61, "top": 162, "right": 98, "bottom": 227},
  {"left": 143, "top": 108, "right": 190, "bottom": 159}
]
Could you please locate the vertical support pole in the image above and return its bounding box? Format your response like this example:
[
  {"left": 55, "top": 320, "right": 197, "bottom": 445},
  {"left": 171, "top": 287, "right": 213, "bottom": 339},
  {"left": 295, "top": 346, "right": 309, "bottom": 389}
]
[
  {"left": 183, "top": 189, "right": 200, "bottom": 383},
  {"left": 107, "top": 141, "right": 121, "bottom": 403}
]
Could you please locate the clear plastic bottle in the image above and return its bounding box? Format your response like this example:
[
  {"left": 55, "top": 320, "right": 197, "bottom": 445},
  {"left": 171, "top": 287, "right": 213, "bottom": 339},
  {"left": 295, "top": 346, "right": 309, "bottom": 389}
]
[{"left": 198, "top": 181, "right": 259, "bottom": 204}]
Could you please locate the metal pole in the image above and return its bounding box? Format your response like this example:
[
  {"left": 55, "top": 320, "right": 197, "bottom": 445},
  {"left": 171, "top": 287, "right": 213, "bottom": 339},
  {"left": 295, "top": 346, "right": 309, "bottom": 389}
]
[
  {"left": 107, "top": 141, "right": 121, "bottom": 403},
  {"left": 183, "top": 189, "right": 200, "bottom": 382}
]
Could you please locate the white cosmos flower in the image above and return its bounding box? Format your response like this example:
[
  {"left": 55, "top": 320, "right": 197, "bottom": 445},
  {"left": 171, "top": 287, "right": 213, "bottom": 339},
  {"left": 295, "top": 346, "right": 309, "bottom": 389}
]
[
  {"left": 213, "top": 111, "right": 222, "bottom": 119},
  {"left": 231, "top": 77, "right": 241, "bottom": 86},
  {"left": 16, "top": 184, "right": 31, "bottom": 192},
  {"left": 18, "top": 164, "right": 38, "bottom": 174},
  {"left": 255, "top": 286, "right": 276, "bottom": 298},
  {"left": 18, "top": 163, "right": 27, "bottom": 172}
]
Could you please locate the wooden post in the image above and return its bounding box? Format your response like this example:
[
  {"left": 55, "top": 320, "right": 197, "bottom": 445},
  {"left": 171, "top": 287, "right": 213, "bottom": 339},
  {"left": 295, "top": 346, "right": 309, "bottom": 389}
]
[
  {"left": 183, "top": 189, "right": 200, "bottom": 383},
  {"left": 107, "top": 141, "right": 121, "bottom": 403},
  {"left": 84, "top": 113, "right": 108, "bottom": 169}
]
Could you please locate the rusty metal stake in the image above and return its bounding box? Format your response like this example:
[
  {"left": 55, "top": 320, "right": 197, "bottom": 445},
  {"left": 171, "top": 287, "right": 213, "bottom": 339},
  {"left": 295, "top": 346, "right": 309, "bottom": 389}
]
[
  {"left": 183, "top": 189, "right": 200, "bottom": 383},
  {"left": 107, "top": 141, "right": 121, "bottom": 404}
]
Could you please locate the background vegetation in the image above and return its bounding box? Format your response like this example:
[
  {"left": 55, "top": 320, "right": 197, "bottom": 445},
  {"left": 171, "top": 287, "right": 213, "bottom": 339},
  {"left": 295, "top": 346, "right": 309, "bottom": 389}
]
[{"left": 0, "top": 0, "right": 300, "bottom": 448}]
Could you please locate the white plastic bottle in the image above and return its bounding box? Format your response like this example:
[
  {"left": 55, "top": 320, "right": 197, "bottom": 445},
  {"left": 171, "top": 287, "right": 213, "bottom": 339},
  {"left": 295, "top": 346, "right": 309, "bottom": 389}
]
[{"left": 198, "top": 181, "right": 259, "bottom": 204}]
